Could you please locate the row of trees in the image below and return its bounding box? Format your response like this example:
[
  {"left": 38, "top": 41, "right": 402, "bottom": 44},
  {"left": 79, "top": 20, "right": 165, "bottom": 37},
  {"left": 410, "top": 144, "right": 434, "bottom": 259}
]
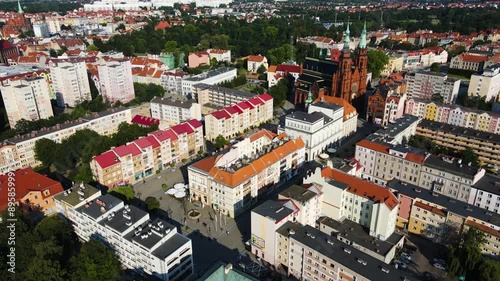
[
  {"left": 0, "top": 210, "right": 121, "bottom": 281},
  {"left": 408, "top": 135, "right": 480, "bottom": 168},
  {"left": 34, "top": 123, "right": 159, "bottom": 183}
]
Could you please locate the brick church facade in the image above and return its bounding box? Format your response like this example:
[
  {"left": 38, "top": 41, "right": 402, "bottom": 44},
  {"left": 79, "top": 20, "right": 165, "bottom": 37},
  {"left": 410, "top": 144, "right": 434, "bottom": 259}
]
[{"left": 294, "top": 22, "right": 369, "bottom": 106}]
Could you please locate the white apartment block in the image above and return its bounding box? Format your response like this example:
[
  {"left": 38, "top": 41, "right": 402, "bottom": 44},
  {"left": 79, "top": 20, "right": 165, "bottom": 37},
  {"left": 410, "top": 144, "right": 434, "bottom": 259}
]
[
  {"left": 279, "top": 102, "right": 343, "bottom": 161},
  {"left": 54, "top": 183, "right": 102, "bottom": 224},
  {"left": 251, "top": 184, "right": 323, "bottom": 266},
  {"left": 188, "top": 130, "right": 305, "bottom": 217},
  {"left": 98, "top": 59, "right": 135, "bottom": 104},
  {"left": 0, "top": 76, "right": 53, "bottom": 128},
  {"left": 468, "top": 63, "right": 500, "bottom": 102},
  {"left": 207, "top": 49, "right": 231, "bottom": 63},
  {"left": 205, "top": 94, "right": 273, "bottom": 141},
  {"left": 150, "top": 97, "right": 201, "bottom": 124},
  {"left": 193, "top": 83, "right": 256, "bottom": 113},
  {"left": 469, "top": 174, "right": 500, "bottom": 214},
  {"left": 33, "top": 23, "right": 50, "bottom": 38},
  {"left": 160, "top": 72, "right": 185, "bottom": 94},
  {"left": 65, "top": 194, "right": 194, "bottom": 281},
  {"left": 304, "top": 167, "right": 399, "bottom": 240},
  {"left": 405, "top": 98, "right": 500, "bottom": 134},
  {"left": 405, "top": 71, "right": 460, "bottom": 104},
  {"left": 50, "top": 60, "right": 91, "bottom": 107},
  {"left": 181, "top": 67, "right": 237, "bottom": 96},
  {"left": 0, "top": 108, "right": 132, "bottom": 175}
]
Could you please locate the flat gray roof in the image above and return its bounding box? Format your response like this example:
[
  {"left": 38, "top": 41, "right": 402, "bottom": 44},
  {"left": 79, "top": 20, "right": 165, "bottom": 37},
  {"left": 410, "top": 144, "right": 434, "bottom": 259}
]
[
  {"left": 423, "top": 155, "right": 481, "bottom": 178},
  {"left": 151, "top": 96, "right": 195, "bottom": 109},
  {"left": 368, "top": 114, "right": 420, "bottom": 142},
  {"left": 100, "top": 205, "right": 149, "bottom": 234},
  {"left": 310, "top": 101, "right": 343, "bottom": 112},
  {"left": 417, "top": 119, "right": 500, "bottom": 143},
  {"left": 252, "top": 200, "right": 294, "bottom": 222},
  {"left": 279, "top": 185, "right": 318, "bottom": 203},
  {"left": 54, "top": 183, "right": 100, "bottom": 207},
  {"left": 125, "top": 218, "right": 176, "bottom": 250},
  {"left": 193, "top": 83, "right": 255, "bottom": 98},
  {"left": 77, "top": 194, "right": 122, "bottom": 220},
  {"left": 152, "top": 233, "right": 190, "bottom": 260},
  {"left": 472, "top": 173, "right": 500, "bottom": 197},
  {"left": 184, "top": 67, "right": 236, "bottom": 82}
]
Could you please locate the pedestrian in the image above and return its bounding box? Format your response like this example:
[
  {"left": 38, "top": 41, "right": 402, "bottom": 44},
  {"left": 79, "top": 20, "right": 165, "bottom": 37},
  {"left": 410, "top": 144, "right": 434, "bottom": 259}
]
[{"left": 226, "top": 230, "right": 229, "bottom": 235}]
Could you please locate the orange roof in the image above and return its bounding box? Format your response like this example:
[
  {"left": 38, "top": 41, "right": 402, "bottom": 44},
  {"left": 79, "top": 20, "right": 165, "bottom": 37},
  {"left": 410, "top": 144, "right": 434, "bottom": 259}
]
[
  {"left": 0, "top": 168, "right": 63, "bottom": 211},
  {"left": 267, "top": 65, "right": 277, "bottom": 73},
  {"left": 155, "top": 21, "right": 171, "bottom": 30},
  {"left": 414, "top": 201, "right": 447, "bottom": 217},
  {"left": 356, "top": 139, "right": 427, "bottom": 164},
  {"left": 317, "top": 96, "right": 357, "bottom": 121},
  {"left": 248, "top": 55, "right": 265, "bottom": 62},
  {"left": 466, "top": 220, "right": 500, "bottom": 238},
  {"left": 321, "top": 167, "right": 399, "bottom": 210},
  {"left": 458, "top": 53, "right": 489, "bottom": 63},
  {"left": 249, "top": 129, "right": 277, "bottom": 142}
]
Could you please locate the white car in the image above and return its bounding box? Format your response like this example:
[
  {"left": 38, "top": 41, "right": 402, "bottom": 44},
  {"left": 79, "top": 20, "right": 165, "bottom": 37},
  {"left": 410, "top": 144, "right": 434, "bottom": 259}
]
[
  {"left": 401, "top": 252, "right": 412, "bottom": 260},
  {"left": 433, "top": 263, "right": 446, "bottom": 270}
]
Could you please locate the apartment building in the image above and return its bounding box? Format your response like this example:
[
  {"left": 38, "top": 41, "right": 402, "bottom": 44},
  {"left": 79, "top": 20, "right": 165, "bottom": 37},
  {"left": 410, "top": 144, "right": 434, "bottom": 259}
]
[
  {"left": 188, "top": 130, "right": 305, "bottom": 217},
  {"left": 304, "top": 167, "right": 399, "bottom": 241},
  {"left": 279, "top": 223, "right": 411, "bottom": 281},
  {"left": 181, "top": 67, "right": 237, "bottom": 96},
  {"left": 54, "top": 183, "right": 102, "bottom": 223},
  {"left": 207, "top": 49, "right": 231, "bottom": 63},
  {"left": 381, "top": 55, "right": 404, "bottom": 76},
  {"left": 366, "top": 114, "right": 421, "bottom": 145},
  {"left": 0, "top": 108, "right": 132, "bottom": 175},
  {"left": 0, "top": 167, "right": 63, "bottom": 215},
  {"left": 317, "top": 96, "right": 358, "bottom": 138},
  {"left": 469, "top": 174, "right": 500, "bottom": 213},
  {"left": 0, "top": 76, "right": 53, "bottom": 128},
  {"left": 251, "top": 184, "right": 323, "bottom": 266},
  {"left": 355, "top": 139, "right": 428, "bottom": 186},
  {"left": 468, "top": 63, "right": 500, "bottom": 102},
  {"left": 405, "top": 98, "right": 500, "bottom": 134},
  {"left": 405, "top": 71, "right": 460, "bottom": 104},
  {"left": 416, "top": 119, "right": 500, "bottom": 166},
  {"left": 205, "top": 94, "right": 273, "bottom": 141},
  {"left": 279, "top": 103, "right": 343, "bottom": 161},
  {"left": 98, "top": 59, "right": 135, "bottom": 104},
  {"left": 193, "top": 83, "right": 256, "bottom": 114},
  {"left": 450, "top": 53, "right": 489, "bottom": 72},
  {"left": 367, "top": 90, "right": 406, "bottom": 126},
  {"left": 150, "top": 97, "right": 201, "bottom": 124},
  {"left": 188, "top": 51, "right": 210, "bottom": 68},
  {"left": 63, "top": 194, "right": 194, "bottom": 281},
  {"left": 266, "top": 64, "right": 300, "bottom": 88},
  {"left": 388, "top": 179, "right": 500, "bottom": 255},
  {"left": 91, "top": 119, "right": 203, "bottom": 187},
  {"left": 50, "top": 60, "right": 91, "bottom": 107},
  {"left": 160, "top": 72, "right": 185, "bottom": 94}
]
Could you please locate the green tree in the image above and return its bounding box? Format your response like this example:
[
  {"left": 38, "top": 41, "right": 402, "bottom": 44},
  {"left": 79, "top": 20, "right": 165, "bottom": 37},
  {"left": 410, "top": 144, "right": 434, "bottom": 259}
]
[
  {"left": 115, "top": 23, "right": 125, "bottom": 31},
  {"left": 34, "top": 138, "right": 59, "bottom": 167},
  {"left": 214, "top": 134, "right": 230, "bottom": 150},
  {"left": 257, "top": 64, "right": 267, "bottom": 74},
  {"left": 25, "top": 238, "right": 67, "bottom": 281},
  {"left": 269, "top": 78, "right": 289, "bottom": 107},
  {"left": 145, "top": 197, "right": 160, "bottom": 211},
  {"left": 430, "top": 62, "right": 441, "bottom": 73},
  {"left": 163, "top": 40, "right": 178, "bottom": 52},
  {"left": 448, "top": 228, "right": 486, "bottom": 278},
  {"left": 109, "top": 185, "right": 135, "bottom": 203},
  {"left": 431, "top": 93, "right": 444, "bottom": 103},
  {"left": 87, "top": 44, "right": 98, "bottom": 51},
  {"left": 459, "top": 147, "right": 480, "bottom": 168},
  {"left": 70, "top": 240, "right": 121, "bottom": 281},
  {"left": 49, "top": 49, "right": 58, "bottom": 58},
  {"left": 367, "top": 49, "right": 389, "bottom": 78}
]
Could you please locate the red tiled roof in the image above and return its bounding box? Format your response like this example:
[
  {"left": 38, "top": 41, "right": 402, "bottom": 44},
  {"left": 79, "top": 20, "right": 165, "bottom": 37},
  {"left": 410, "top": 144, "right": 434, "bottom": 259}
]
[
  {"left": 211, "top": 110, "right": 231, "bottom": 120},
  {"left": 187, "top": 119, "right": 202, "bottom": 129},
  {"left": 225, "top": 106, "right": 242, "bottom": 115},
  {"left": 414, "top": 201, "right": 447, "bottom": 217},
  {"left": 356, "top": 139, "right": 426, "bottom": 164},
  {"left": 236, "top": 101, "right": 252, "bottom": 110},
  {"left": 258, "top": 93, "right": 273, "bottom": 102},
  {"left": 458, "top": 53, "right": 489, "bottom": 63},
  {"left": 0, "top": 40, "right": 16, "bottom": 50},
  {"left": 149, "top": 129, "right": 178, "bottom": 142},
  {"left": 131, "top": 115, "right": 160, "bottom": 126},
  {"left": 0, "top": 168, "right": 63, "bottom": 211},
  {"left": 248, "top": 97, "right": 264, "bottom": 106},
  {"left": 321, "top": 167, "right": 399, "bottom": 210},
  {"left": 248, "top": 55, "right": 265, "bottom": 62},
  {"left": 134, "top": 135, "right": 160, "bottom": 149},
  {"left": 113, "top": 143, "right": 141, "bottom": 157},
  {"left": 276, "top": 64, "right": 300, "bottom": 73},
  {"left": 466, "top": 220, "right": 500, "bottom": 238},
  {"left": 191, "top": 51, "right": 209, "bottom": 57},
  {"left": 171, "top": 123, "right": 194, "bottom": 135},
  {"left": 155, "top": 21, "right": 171, "bottom": 30},
  {"left": 94, "top": 151, "right": 120, "bottom": 169},
  {"left": 249, "top": 129, "right": 277, "bottom": 142}
]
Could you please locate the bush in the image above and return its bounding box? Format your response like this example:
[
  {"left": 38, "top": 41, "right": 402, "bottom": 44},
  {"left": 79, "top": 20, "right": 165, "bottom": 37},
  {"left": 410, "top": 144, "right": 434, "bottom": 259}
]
[
  {"left": 181, "top": 158, "right": 188, "bottom": 163},
  {"left": 156, "top": 170, "right": 161, "bottom": 174},
  {"left": 162, "top": 184, "right": 168, "bottom": 190}
]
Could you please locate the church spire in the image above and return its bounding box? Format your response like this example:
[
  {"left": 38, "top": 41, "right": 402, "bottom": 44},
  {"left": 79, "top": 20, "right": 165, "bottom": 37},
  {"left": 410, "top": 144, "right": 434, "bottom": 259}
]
[
  {"left": 343, "top": 18, "right": 350, "bottom": 50},
  {"left": 17, "top": 0, "right": 23, "bottom": 14},
  {"left": 305, "top": 86, "right": 313, "bottom": 108},
  {"left": 359, "top": 20, "right": 367, "bottom": 49}
]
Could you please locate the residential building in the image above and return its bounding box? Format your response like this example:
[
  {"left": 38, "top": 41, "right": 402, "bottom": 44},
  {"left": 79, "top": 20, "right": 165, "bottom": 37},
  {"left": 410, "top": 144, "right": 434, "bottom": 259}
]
[
  {"left": 469, "top": 173, "right": 500, "bottom": 213},
  {"left": 464, "top": 218, "right": 500, "bottom": 256},
  {"left": 247, "top": 55, "right": 268, "bottom": 72},
  {"left": 294, "top": 23, "right": 368, "bottom": 105},
  {"left": 0, "top": 76, "right": 53, "bottom": 128},
  {"left": 181, "top": 67, "right": 237, "bottom": 96},
  {"left": 54, "top": 183, "right": 102, "bottom": 223},
  {"left": 468, "top": 63, "right": 500, "bottom": 102},
  {"left": 388, "top": 179, "right": 500, "bottom": 254},
  {"left": 131, "top": 115, "right": 161, "bottom": 128},
  {"left": 317, "top": 95, "right": 358, "bottom": 138},
  {"left": 187, "top": 130, "right": 305, "bottom": 217},
  {"left": 0, "top": 167, "right": 63, "bottom": 215},
  {"left": 0, "top": 108, "right": 132, "bottom": 175},
  {"left": 318, "top": 217, "right": 404, "bottom": 264},
  {"left": 279, "top": 102, "right": 343, "bottom": 161},
  {"left": 450, "top": 53, "right": 489, "bottom": 72},
  {"left": 198, "top": 261, "right": 259, "bottom": 281},
  {"left": 366, "top": 85, "right": 406, "bottom": 126},
  {"left": 304, "top": 167, "right": 399, "bottom": 240},
  {"left": 160, "top": 72, "right": 186, "bottom": 94},
  {"left": 381, "top": 55, "right": 404, "bottom": 76},
  {"left": 150, "top": 97, "right": 201, "bottom": 124},
  {"left": 66, "top": 194, "right": 194, "bottom": 281},
  {"left": 204, "top": 94, "right": 273, "bottom": 141},
  {"left": 405, "top": 71, "right": 460, "bottom": 104},
  {"left": 278, "top": 223, "right": 410, "bottom": 281},
  {"left": 266, "top": 64, "right": 300, "bottom": 88},
  {"left": 33, "top": 23, "right": 50, "bottom": 38},
  {"left": 365, "top": 114, "right": 421, "bottom": 145},
  {"left": 91, "top": 120, "right": 203, "bottom": 187},
  {"left": 98, "top": 59, "right": 135, "bottom": 104},
  {"left": 193, "top": 83, "right": 256, "bottom": 114},
  {"left": 405, "top": 98, "right": 500, "bottom": 134},
  {"left": 207, "top": 49, "right": 231, "bottom": 63},
  {"left": 50, "top": 60, "right": 91, "bottom": 107},
  {"left": 188, "top": 51, "right": 210, "bottom": 68},
  {"left": 416, "top": 119, "right": 500, "bottom": 166}
]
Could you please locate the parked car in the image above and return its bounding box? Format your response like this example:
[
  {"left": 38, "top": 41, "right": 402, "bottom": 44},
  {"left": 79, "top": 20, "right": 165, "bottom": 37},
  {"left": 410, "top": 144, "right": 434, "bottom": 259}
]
[
  {"left": 401, "top": 252, "right": 412, "bottom": 260},
  {"left": 423, "top": 272, "right": 439, "bottom": 280},
  {"left": 399, "top": 256, "right": 411, "bottom": 264},
  {"left": 433, "top": 263, "right": 446, "bottom": 270},
  {"left": 394, "top": 261, "right": 407, "bottom": 269},
  {"left": 433, "top": 257, "right": 446, "bottom": 265}
]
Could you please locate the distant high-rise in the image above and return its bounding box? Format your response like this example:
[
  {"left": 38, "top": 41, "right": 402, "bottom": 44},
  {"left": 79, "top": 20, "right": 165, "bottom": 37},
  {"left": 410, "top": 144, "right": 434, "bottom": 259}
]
[
  {"left": 50, "top": 61, "right": 92, "bottom": 107},
  {"left": 98, "top": 59, "right": 135, "bottom": 104}
]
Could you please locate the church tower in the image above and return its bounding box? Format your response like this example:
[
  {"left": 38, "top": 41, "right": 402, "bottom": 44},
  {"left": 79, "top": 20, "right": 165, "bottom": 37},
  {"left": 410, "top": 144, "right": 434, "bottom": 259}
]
[
  {"left": 17, "top": 0, "right": 23, "bottom": 14},
  {"left": 356, "top": 20, "right": 369, "bottom": 95},
  {"left": 339, "top": 21, "right": 353, "bottom": 103}
]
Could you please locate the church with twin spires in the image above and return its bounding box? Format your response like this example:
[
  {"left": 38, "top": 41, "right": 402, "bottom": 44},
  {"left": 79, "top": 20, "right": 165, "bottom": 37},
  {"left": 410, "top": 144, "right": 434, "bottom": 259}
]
[{"left": 294, "top": 22, "right": 369, "bottom": 109}]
